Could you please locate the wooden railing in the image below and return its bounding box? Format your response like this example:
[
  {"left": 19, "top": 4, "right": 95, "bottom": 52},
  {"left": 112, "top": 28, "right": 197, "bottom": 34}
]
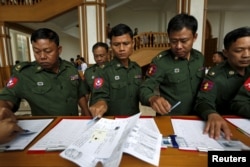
[
  {"left": 133, "top": 32, "right": 169, "bottom": 51},
  {"left": 0, "top": 0, "right": 42, "bottom": 6}
]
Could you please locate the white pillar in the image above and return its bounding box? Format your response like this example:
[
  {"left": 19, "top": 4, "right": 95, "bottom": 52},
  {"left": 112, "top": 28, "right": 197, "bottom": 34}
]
[{"left": 78, "top": 0, "right": 106, "bottom": 64}]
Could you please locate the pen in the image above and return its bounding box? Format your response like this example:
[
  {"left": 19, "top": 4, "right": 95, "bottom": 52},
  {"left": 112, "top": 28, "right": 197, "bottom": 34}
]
[
  {"left": 169, "top": 101, "right": 181, "bottom": 112},
  {"left": 20, "top": 129, "right": 36, "bottom": 135},
  {"left": 0, "top": 145, "right": 10, "bottom": 152},
  {"left": 46, "top": 145, "right": 66, "bottom": 152},
  {"left": 87, "top": 116, "right": 100, "bottom": 125}
]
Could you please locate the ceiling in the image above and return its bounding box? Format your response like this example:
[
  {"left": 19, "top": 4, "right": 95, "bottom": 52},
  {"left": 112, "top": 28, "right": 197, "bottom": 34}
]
[{"left": 19, "top": 0, "right": 250, "bottom": 38}]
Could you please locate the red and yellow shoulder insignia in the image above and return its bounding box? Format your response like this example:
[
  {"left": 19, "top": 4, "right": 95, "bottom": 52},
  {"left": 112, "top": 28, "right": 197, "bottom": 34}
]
[
  {"left": 200, "top": 80, "right": 214, "bottom": 91},
  {"left": 6, "top": 77, "right": 18, "bottom": 88},
  {"left": 244, "top": 77, "right": 250, "bottom": 91},
  {"left": 93, "top": 77, "right": 104, "bottom": 89},
  {"left": 146, "top": 64, "right": 157, "bottom": 76}
]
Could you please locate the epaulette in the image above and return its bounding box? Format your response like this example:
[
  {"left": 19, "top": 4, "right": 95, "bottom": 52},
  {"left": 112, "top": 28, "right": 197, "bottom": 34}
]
[{"left": 13, "top": 61, "right": 32, "bottom": 72}]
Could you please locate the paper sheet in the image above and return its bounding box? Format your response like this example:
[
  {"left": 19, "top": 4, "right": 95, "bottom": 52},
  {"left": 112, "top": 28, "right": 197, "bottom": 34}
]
[
  {"left": 226, "top": 118, "right": 250, "bottom": 136},
  {"left": 60, "top": 113, "right": 141, "bottom": 167},
  {"left": 0, "top": 119, "right": 53, "bottom": 151},
  {"left": 121, "top": 118, "right": 162, "bottom": 166},
  {"left": 171, "top": 119, "right": 224, "bottom": 151},
  {"left": 28, "top": 119, "right": 90, "bottom": 151}
]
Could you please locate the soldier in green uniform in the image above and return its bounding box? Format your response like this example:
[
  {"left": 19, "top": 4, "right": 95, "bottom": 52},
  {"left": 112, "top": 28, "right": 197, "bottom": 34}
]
[
  {"left": 89, "top": 23, "right": 142, "bottom": 117},
  {"left": 230, "top": 76, "right": 250, "bottom": 118},
  {"left": 84, "top": 42, "right": 109, "bottom": 106},
  {"left": 140, "top": 13, "right": 205, "bottom": 116},
  {"left": 195, "top": 27, "right": 250, "bottom": 140},
  {"left": 0, "top": 28, "right": 90, "bottom": 116}
]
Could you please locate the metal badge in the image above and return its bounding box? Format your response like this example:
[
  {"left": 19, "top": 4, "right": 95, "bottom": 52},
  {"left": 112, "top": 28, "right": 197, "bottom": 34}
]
[
  {"left": 229, "top": 70, "right": 235, "bottom": 75},
  {"left": 37, "top": 82, "right": 44, "bottom": 86},
  {"left": 174, "top": 68, "right": 180, "bottom": 73},
  {"left": 114, "top": 76, "right": 120, "bottom": 80}
]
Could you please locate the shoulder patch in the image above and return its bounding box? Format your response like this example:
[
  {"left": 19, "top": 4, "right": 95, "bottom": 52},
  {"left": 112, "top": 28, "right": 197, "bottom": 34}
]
[
  {"left": 146, "top": 64, "right": 157, "bottom": 76},
  {"left": 6, "top": 77, "right": 18, "bottom": 88},
  {"left": 93, "top": 77, "right": 104, "bottom": 89},
  {"left": 244, "top": 77, "right": 250, "bottom": 91},
  {"left": 200, "top": 80, "right": 214, "bottom": 91}
]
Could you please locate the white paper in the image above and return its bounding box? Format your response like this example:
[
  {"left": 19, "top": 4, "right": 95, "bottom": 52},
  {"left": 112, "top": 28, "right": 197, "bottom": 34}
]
[
  {"left": 122, "top": 120, "right": 162, "bottom": 166},
  {"left": 226, "top": 118, "right": 250, "bottom": 136},
  {"left": 171, "top": 119, "right": 224, "bottom": 151},
  {"left": 60, "top": 113, "right": 141, "bottom": 167},
  {"left": 0, "top": 119, "right": 53, "bottom": 151},
  {"left": 29, "top": 119, "right": 90, "bottom": 151}
]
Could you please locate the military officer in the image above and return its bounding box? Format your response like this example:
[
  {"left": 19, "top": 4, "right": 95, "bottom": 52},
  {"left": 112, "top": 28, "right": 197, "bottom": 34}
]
[
  {"left": 140, "top": 13, "right": 205, "bottom": 116},
  {"left": 0, "top": 28, "right": 90, "bottom": 116},
  {"left": 89, "top": 23, "right": 142, "bottom": 117},
  {"left": 230, "top": 76, "right": 250, "bottom": 118},
  {"left": 195, "top": 26, "right": 250, "bottom": 140},
  {"left": 84, "top": 42, "right": 109, "bottom": 106}
]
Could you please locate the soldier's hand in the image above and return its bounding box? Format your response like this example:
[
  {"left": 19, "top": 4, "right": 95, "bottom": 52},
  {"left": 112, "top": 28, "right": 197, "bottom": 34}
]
[
  {"left": 204, "top": 113, "right": 232, "bottom": 140},
  {"left": 0, "top": 118, "right": 22, "bottom": 144},
  {"left": 149, "top": 96, "right": 171, "bottom": 115},
  {"left": 0, "top": 107, "right": 16, "bottom": 122},
  {"left": 89, "top": 100, "right": 108, "bottom": 118}
]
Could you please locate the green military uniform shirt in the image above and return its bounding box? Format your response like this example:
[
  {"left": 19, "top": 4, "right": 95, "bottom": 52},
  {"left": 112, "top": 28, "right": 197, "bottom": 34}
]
[
  {"left": 91, "top": 57, "right": 142, "bottom": 116},
  {"left": 0, "top": 59, "right": 87, "bottom": 116},
  {"left": 84, "top": 63, "right": 107, "bottom": 106},
  {"left": 195, "top": 61, "right": 250, "bottom": 120},
  {"left": 140, "top": 49, "right": 205, "bottom": 115},
  {"left": 230, "top": 76, "right": 250, "bottom": 118}
]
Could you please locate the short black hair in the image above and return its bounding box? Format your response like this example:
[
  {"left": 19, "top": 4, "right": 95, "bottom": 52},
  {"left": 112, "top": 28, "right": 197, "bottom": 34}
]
[
  {"left": 167, "top": 13, "right": 198, "bottom": 35},
  {"left": 92, "top": 42, "right": 109, "bottom": 53},
  {"left": 108, "top": 23, "right": 133, "bottom": 40},
  {"left": 31, "top": 28, "right": 59, "bottom": 46},
  {"left": 224, "top": 26, "right": 250, "bottom": 50}
]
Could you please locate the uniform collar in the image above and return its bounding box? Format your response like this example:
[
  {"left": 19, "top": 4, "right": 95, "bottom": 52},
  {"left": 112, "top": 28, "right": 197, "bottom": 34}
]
[
  {"left": 111, "top": 57, "right": 132, "bottom": 69},
  {"left": 35, "top": 58, "right": 65, "bottom": 73},
  {"left": 224, "top": 61, "right": 239, "bottom": 78}
]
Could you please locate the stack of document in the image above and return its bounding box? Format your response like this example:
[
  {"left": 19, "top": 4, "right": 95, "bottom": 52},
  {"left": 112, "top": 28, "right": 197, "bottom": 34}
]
[
  {"left": 171, "top": 118, "right": 250, "bottom": 152},
  {"left": 59, "top": 113, "right": 162, "bottom": 167}
]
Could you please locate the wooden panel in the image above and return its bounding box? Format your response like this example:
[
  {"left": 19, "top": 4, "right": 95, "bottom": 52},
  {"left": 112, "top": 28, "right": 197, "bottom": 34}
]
[{"left": 204, "top": 38, "right": 217, "bottom": 67}]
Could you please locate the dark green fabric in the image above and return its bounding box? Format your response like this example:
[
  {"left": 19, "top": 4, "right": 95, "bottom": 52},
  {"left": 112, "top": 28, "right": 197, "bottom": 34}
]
[
  {"left": 140, "top": 49, "right": 205, "bottom": 115},
  {"left": 230, "top": 78, "right": 250, "bottom": 118},
  {"left": 195, "top": 61, "right": 250, "bottom": 120},
  {"left": 84, "top": 63, "right": 108, "bottom": 106},
  {"left": 0, "top": 59, "right": 87, "bottom": 116},
  {"left": 91, "top": 57, "right": 142, "bottom": 116}
]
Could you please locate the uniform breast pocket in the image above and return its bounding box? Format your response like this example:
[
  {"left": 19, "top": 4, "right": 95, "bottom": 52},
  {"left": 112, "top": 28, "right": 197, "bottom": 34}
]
[
  {"left": 110, "top": 82, "right": 127, "bottom": 100},
  {"left": 31, "top": 84, "right": 52, "bottom": 94},
  {"left": 165, "top": 73, "right": 188, "bottom": 94}
]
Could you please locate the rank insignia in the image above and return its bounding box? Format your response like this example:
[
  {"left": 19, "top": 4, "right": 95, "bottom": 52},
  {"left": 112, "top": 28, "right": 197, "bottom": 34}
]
[
  {"left": 174, "top": 68, "right": 180, "bottom": 73},
  {"left": 147, "top": 64, "right": 157, "bottom": 76},
  {"left": 244, "top": 77, "right": 250, "bottom": 91},
  {"left": 200, "top": 80, "right": 214, "bottom": 91},
  {"left": 114, "top": 76, "right": 120, "bottom": 80},
  {"left": 6, "top": 77, "right": 18, "bottom": 88},
  {"left": 70, "top": 75, "right": 79, "bottom": 80},
  {"left": 229, "top": 70, "right": 235, "bottom": 75},
  {"left": 93, "top": 77, "right": 104, "bottom": 89}
]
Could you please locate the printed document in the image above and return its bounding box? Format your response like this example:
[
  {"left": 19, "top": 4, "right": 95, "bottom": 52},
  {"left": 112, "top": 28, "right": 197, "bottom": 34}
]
[
  {"left": 60, "top": 113, "right": 162, "bottom": 167},
  {"left": 226, "top": 118, "right": 250, "bottom": 136},
  {"left": 0, "top": 119, "right": 53, "bottom": 151}
]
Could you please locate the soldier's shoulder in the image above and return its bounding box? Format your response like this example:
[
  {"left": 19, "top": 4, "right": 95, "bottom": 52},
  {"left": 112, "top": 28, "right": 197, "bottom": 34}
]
[
  {"left": 206, "top": 64, "right": 225, "bottom": 78},
  {"left": 151, "top": 50, "right": 171, "bottom": 62},
  {"left": 12, "top": 61, "right": 33, "bottom": 73}
]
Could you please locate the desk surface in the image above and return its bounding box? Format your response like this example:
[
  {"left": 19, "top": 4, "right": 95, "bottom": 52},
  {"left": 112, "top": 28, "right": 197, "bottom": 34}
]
[{"left": 0, "top": 116, "right": 249, "bottom": 167}]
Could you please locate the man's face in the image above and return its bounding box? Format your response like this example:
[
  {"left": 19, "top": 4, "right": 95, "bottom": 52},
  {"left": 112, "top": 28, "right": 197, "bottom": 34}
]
[
  {"left": 93, "top": 46, "right": 108, "bottom": 66},
  {"left": 110, "top": 33, "right": 134, "bottom": 60},
  {"left": 224, "top": 36, "right": 250, "bottom": 69},
  {"left": 169, "top": 27, "right": 197, "bottom": 59},
  {"left": 32, "top": 39, "right": 62, "bottom": 72}
]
